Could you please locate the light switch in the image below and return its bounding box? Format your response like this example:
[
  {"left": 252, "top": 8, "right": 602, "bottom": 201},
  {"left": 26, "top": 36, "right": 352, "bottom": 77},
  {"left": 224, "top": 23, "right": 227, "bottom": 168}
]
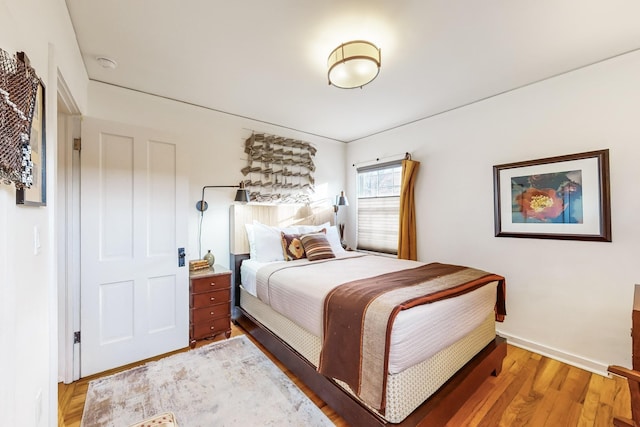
[{"left": 34, "top": 226, "right": 41, "bottom": 255}]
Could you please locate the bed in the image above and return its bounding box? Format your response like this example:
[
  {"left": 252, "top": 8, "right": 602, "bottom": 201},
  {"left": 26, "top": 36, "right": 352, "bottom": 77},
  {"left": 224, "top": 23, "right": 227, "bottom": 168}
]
[{"left": 229, "top": 203, "right": 507, "bottom": 426}]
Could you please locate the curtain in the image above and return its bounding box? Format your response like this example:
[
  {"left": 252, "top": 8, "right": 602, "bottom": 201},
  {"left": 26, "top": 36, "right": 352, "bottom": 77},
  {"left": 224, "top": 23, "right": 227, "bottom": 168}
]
[{"left": 398, "top": 157, "right": 420, "bottom": 260}]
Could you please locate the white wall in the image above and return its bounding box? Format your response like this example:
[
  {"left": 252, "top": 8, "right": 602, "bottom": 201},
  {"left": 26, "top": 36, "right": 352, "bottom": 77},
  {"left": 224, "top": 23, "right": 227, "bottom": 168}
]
[
  {"left": 0, "top": 0, "right": 88, "bottom": 426},
  {"left": 346, "top": 50, "right": 640, "bottom": 373},
  {"left": 86, "top": 81, "right": 346, "bottom": 267}
]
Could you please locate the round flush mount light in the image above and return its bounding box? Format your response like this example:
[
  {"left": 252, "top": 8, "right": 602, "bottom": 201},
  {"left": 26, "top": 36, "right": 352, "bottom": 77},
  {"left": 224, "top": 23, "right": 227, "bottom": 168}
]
[
  {"left": 96, "top": 56, "right": 118, "bottom": 69},
  {"left": 327, "top": 40, "right": 381, "bottom": 89}
]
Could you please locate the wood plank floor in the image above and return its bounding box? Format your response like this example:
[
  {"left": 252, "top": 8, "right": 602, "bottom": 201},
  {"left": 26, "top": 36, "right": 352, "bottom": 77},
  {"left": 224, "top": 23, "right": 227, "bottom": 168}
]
[{"left": 59, "top": 325, "right": 631, "bottom": 426}]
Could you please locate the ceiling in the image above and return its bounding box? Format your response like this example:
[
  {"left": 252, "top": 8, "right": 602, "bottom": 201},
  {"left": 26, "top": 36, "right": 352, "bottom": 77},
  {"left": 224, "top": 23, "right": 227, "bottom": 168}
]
[{"left": 64, "top": 1, "right": 640, "bottom": 143}]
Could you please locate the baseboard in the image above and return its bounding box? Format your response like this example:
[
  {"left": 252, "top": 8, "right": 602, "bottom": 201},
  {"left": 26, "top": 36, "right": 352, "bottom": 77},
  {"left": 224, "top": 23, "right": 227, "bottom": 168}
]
[{"left": 498, "top": 330, "right": 609, "bottom": 377}]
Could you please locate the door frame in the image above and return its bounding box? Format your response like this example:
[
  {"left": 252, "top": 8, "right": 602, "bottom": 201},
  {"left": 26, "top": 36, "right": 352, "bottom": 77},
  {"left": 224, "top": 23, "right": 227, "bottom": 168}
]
[{"left": 57, "top": 71, "right": 81, "bottom": 384}]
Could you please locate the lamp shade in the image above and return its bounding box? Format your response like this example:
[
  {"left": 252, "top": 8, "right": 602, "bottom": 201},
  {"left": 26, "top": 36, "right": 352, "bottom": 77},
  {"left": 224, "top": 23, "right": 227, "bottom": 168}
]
[
  {"left": 234, "top": 181, "right": 250, "bottom": 202},
  {"left": 337, "top": 190, "right": 349, "bottom": 207},
  {"left": 234, "top": 188, "right": 250, "bottom": 202},
  {"left": 328, "top": 40, "right": 381, "bottom": 89}
]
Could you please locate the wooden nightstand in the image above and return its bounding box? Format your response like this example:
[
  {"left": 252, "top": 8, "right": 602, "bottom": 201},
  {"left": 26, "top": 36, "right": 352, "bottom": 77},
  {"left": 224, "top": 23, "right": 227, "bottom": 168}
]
[{"left": 189, "top": 265, "right": 232, "bottom": 348}]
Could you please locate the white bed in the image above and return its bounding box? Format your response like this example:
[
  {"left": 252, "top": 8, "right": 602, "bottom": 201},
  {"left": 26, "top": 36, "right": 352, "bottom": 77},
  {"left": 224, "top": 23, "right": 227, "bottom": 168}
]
[
  {"left": 241, "top": 252, "right": 498, "bottom": 374},
  {"left": 229, "top": 203, "right": 507, "bottom": 426}
]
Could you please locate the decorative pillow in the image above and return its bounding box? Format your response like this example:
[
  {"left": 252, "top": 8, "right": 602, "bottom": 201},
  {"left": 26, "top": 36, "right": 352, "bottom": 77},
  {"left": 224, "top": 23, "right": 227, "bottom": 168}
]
[
  {"left": 281, "top": 232, "right": 306, "bottom": 261},
  {"left": 298, "top": 223, "right": 345, "bottom": 254},
  {"left": 301, "top": 231, "right": 335, "bottom": 261}
]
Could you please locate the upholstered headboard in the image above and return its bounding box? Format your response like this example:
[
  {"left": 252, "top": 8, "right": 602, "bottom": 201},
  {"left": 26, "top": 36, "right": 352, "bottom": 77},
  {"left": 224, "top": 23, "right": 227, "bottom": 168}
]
[{"left": 229, "top": 203, "right": 334, "bottom": 255}]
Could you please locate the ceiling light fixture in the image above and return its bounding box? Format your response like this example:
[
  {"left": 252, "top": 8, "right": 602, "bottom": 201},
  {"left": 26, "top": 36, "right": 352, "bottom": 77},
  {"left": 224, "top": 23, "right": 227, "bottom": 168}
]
[
  {"left": 96, "top": 56, "right": 118, "bottom": 69},
  {"left": 327, "top": 40, "right": 381, "bottom": 89}
]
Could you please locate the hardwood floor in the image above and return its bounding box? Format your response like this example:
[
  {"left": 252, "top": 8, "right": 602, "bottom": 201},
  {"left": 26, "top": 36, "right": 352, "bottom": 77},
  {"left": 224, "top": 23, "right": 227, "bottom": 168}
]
[{"left": 59, "top": 325, "right": 631, "bottom": 426}]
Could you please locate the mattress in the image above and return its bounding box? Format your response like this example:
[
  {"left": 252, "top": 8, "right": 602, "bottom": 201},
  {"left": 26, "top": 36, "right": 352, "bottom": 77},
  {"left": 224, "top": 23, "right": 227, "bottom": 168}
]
[
  {"left": 240, "top": 257, "right": 268, "bottom": 295},
  {"left": 242, "top": 253, "right": 498, "bottom": 373},
  {"left": 239, "top": 286, "right": 496, "bottom": 423}
]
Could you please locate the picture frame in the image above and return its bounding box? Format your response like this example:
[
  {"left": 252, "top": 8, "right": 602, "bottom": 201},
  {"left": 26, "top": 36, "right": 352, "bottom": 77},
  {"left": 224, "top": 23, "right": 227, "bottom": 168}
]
[
  {"left": 16, "top": 80, "right": 46, "bottom": 206},
  {"left": 493, "top": 149, "right": 611, "bottom": 242}
]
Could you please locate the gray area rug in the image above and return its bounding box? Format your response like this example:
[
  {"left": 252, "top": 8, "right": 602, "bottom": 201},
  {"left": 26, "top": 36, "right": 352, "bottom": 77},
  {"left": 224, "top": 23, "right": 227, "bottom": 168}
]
[{"left": 81, "top": 335, "right": 334, "bottom": 426}]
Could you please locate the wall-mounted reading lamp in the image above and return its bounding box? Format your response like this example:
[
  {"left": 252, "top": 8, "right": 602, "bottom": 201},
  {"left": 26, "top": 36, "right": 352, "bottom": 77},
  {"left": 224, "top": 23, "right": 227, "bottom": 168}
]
[
  {"left": 196, "top": 182, "right": 250, "bottom": 212},
  {"left": 196, "top": 182, "right": 250, "bottom": 258},
  {"left": 333, "top": 191, "right": 349, "bottom": 244}
]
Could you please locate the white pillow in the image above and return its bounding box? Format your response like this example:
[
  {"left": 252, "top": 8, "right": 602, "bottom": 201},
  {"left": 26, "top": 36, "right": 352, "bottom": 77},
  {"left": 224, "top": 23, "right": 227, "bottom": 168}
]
[
  {"left": 298, "top": 222, "right": 330, "bottom": 234},
  {"left": 253, "top": 221, "right": 300, "bottom": 262},
  {"left": 253, "top": 222, "right": 284, "bottom": 262},
  {"left": 325, "top": 225, "right": 346, "bottom": 253},
  {"left": 245, "top": 223, "right": 256, "bottom": 259}
]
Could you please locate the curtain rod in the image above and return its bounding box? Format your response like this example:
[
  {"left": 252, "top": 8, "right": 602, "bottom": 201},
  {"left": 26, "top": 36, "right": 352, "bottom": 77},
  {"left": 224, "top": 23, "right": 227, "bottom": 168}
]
[{"left": 352, "top": 152, "right": 411, "bottom": 167}]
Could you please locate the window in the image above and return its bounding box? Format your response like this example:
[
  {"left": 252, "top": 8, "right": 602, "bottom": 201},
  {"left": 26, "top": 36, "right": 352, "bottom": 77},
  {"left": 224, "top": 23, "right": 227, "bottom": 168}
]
[{"left": 356, "top": 161, "right": 402, "bottom": 254}]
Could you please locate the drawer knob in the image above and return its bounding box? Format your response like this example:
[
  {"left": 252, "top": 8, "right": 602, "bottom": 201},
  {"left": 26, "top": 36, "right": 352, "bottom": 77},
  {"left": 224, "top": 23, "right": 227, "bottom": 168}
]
[
  {"left": 210, "top": 297, "right": 215, "bottom": 301},
  {"left": 210, "top": 326, "right": 215, "bottom": 330},
  {"left": 210, "top": 282, "right": 215, "bottom": 286},
  {"left": 210, "top": 311, "right": 215, "bottom": 315}
]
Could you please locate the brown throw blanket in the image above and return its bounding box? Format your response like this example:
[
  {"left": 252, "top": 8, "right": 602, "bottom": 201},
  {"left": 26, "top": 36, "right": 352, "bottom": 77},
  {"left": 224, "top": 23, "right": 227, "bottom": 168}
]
[{"left": 318, "top": 262, "right": 506, "bottom": 411}]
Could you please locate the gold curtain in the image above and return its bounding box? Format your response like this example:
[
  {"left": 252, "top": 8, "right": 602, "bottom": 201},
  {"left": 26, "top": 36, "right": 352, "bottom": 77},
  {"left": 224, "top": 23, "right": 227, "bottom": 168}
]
[{"left": 398, "top": 156, "right": 420, "bottom": 260}]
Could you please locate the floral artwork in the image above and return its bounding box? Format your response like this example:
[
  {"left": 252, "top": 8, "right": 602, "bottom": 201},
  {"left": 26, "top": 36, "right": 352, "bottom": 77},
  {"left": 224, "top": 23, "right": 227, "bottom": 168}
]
[
  {"left": 493, "top": 150, "right": 611, "bottom": 242},
  {"left": 511, "top": 170, "right": 583, "bottom": 223}
]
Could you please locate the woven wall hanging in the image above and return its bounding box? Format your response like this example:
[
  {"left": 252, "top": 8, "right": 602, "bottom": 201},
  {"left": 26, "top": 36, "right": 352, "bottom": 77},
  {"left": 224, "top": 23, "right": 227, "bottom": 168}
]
[
  {"left": 242, "top": 133, "right": 316, "bottom": 203},
  {"left": 0, "top": 49, "right": 40, "bottom": 189}
]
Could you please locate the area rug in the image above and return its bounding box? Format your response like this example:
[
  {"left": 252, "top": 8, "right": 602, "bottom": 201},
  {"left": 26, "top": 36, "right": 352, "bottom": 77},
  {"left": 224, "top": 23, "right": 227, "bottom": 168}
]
[{"left": 80, "top": 335, "right": 334, "bottom": 426}]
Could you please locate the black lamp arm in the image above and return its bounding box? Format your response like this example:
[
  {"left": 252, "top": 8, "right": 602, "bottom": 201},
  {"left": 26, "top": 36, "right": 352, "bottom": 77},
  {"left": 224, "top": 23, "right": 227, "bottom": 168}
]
[{"left": 196, "top": 182, "right": 247, "bottom": 212}]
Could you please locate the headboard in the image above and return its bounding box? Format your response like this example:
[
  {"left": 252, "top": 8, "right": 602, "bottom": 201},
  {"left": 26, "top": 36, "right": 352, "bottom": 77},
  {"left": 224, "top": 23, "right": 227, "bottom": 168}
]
[
  {"left": 228, "top": 202, "right": 334, "bottom": 314},
  {"left": 229, "top": 202, "right": 334, "bottom": 255}
]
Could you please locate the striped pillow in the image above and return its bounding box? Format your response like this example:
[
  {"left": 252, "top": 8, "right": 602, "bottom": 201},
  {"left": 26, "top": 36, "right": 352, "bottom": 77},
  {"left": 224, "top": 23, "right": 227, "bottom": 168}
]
[{"left": 301, "top": 231, "right": 335, "bottom": 261}]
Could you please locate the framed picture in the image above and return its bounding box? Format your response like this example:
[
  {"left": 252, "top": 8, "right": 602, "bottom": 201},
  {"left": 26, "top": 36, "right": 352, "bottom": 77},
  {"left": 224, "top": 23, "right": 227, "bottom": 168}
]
[
  {"left": 493, "top": 149, "right": 611, "bottom": 242},
  {"left": 16, "top": 80, "right": 46, "bottom": 206}
]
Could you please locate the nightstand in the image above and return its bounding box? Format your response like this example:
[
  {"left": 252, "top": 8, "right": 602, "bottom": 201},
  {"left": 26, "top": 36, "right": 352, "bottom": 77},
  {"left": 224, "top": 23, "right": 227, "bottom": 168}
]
[{"left": 189, "top": 265, "right": 232, "bottom": 348}]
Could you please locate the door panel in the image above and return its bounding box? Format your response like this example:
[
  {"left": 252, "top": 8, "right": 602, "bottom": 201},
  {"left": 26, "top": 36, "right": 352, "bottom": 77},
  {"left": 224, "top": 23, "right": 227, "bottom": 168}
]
[
  {"left": 100, "top": 133, "right": 134, "bottom": 259},
  {"left": 148, "top": 140, "right": 176, "bottom": 255},
  {"left": 148, "top": 275, "right": 178, "bottom": 333},
  {"left": 99, "top": 280, "right": 134, "bottom": 344},
  {"left": 80, "top": 118, "right": 188, "bottom": 377}
]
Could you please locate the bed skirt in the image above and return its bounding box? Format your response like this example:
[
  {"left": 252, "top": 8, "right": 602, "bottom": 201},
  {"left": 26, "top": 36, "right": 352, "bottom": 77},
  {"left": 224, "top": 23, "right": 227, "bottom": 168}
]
[{"left": 239, "top": 286, "right": 496, "bottom": 423}]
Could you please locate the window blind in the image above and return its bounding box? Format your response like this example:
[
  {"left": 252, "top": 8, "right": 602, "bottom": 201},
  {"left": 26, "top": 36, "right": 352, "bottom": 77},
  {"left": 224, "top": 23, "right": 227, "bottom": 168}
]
[
  {"left": 356, "top": 161, "right": 402, "bottom": 254},
  {"left": 357, "top": 196, "right": 400, "bottom": 254}
]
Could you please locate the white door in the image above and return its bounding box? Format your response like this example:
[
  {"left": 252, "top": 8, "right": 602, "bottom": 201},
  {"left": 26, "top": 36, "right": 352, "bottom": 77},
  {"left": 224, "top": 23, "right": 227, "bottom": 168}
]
[{"left": 80, "top": 118, "right": 188, "bottom": 377}]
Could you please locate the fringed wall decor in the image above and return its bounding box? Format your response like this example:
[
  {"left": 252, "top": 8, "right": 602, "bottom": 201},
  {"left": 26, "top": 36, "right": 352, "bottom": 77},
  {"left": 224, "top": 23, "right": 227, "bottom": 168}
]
[
  {"left": 0, "top": 49, "right": 41, "bottom": 194},
  {"left": 242, "top": 133, "right": 316, "bottom": 203}
]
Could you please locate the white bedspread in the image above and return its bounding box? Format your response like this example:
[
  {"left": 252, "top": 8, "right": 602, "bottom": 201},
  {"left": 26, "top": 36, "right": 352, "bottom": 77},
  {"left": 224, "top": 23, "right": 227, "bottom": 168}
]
[{"left": 245, "top": 252, "right": 497, "bottom": 373}]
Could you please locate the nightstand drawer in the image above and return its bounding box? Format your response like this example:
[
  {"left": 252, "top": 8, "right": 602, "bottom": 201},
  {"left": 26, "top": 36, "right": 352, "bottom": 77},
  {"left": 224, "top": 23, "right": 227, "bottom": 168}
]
[
  {"left": 191, "top": 288, "right": 230, "bottom": 309},
  {"left": 191, "top": 303, "right": 230, "bottom": 323},
  {"left": 191, "top": 316, "right": 230, "bottom": 340},
  {"left": 191, "top": 274, "right": 230, "bottom": 294}
]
